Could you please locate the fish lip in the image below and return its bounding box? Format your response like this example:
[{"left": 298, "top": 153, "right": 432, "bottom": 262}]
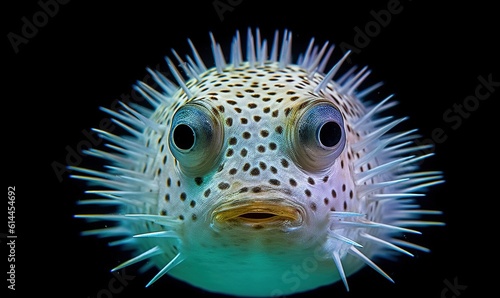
[{"left": 211, "top": 194, "right": 305, "bottom": 230}]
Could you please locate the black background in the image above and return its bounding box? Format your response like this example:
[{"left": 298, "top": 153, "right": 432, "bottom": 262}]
[{"left": 3, "top": 0, "right": 498, "bottom": 297}]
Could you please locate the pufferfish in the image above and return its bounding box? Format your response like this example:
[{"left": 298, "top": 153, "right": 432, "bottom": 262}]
[{"left": 71, "top": 28, "right": 444, "bottom": 297}]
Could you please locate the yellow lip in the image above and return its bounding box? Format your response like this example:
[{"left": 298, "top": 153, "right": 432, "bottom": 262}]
[{"left": 212, "top": 198, "right": 304, "bottom": 228}]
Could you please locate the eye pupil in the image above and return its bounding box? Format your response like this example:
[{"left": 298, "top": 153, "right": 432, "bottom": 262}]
[
  {"left": 173, "top": 124, "right": 195, "bottom": 150},
  {"left": 319, "top": 122, "right": 342, "bottom": 147}
]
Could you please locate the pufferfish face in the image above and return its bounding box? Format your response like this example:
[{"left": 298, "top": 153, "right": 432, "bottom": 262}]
[{"left": 72, "top": 29, "right": 444, "bottom": 297}]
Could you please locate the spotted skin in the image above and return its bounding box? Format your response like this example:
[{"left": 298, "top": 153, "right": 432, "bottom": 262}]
[
  {"left": 153, "top": 64, "right": 359, "bottom": 221},
  {"left": 72, "top": 29, "right": 444, "bottom": 297}
]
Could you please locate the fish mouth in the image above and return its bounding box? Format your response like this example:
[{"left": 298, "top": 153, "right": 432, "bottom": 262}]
[{"left": 211, "top": 197, "right": 304, "bottom": 229}]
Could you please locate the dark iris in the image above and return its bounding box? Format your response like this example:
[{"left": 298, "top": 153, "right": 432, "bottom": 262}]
[
  {"left": 319, "top": 122, "right": 342, "bottom": 148},
  {"left": 173, "top": 124, "right": 195, "bottom": 150}
]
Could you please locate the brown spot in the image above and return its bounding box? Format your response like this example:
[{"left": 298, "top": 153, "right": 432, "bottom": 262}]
[
  {"left": 252, "top": 186, "right": 262, "bottom": 193},
  {"left": 284, "top": 107, "right": 292, "bottom": 117},
  {"left": 298, "top": 102, "right": 308, "bottom": 111},
  {"left": 281, "top": 159, "right": 289, "bottom": 168},
  {"left": 218, "top": 182, "right": 230, "bottom": 190},
  {"left": 250, "top": 168, "right": 260, "bottom": 176},
  {"left": 269, "top": 179, "right": 280, "bottom": 186}
]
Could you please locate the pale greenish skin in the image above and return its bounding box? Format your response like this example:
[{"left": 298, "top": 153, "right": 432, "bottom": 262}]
[{"left": 74, "top": 30, "right": 443, "bottom": 297}]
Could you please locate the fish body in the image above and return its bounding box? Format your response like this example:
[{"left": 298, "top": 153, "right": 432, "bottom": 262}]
[{"left": 72, "top": 29, "right": 443, "bottom": 297}]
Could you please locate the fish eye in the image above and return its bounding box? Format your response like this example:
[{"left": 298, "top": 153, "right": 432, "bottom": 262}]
[
  {"left": 169, "top": 103, "right": 223, "bottom": 176},
  {"left": 288, "top": 101, "right": 346, "bottom": 172}
]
